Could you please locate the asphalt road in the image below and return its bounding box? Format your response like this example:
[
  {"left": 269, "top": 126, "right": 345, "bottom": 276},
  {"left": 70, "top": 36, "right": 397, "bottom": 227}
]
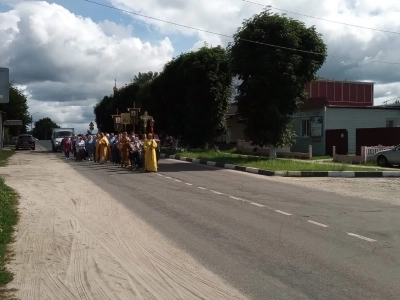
[{"left": 37, "top": 141, "right": 400, "bottom": 300}]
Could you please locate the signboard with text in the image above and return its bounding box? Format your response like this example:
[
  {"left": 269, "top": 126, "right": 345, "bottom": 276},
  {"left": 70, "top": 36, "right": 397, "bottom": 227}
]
[
  {"left": 0, "top": 68, "right": 9, "bottom": 103},
  {"left": 292, "top": 112, "right": 307, "bottom": 118},
  {"left": 310, "top": 116, "right": 323, "bottom": 137}
]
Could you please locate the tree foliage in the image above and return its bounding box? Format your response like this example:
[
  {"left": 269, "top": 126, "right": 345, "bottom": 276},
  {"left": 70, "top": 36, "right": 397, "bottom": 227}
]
[
  {"left": 94, "top": 47, "right": 233, "bottom": 147},
  {"left": 93, "top": 72, "right": 158, "bottom": 133},
  {"left": 179, "top": 46, "right": 233, "bottom": 147},
  {"left": 227, "top": 11, "right": 327, "bottom": 148},
  {"left": 32, "top": 117, "right": 60, "bottom": 140},
  {"left": 0, "top": 84, "right": 30, "bottom": 135}
]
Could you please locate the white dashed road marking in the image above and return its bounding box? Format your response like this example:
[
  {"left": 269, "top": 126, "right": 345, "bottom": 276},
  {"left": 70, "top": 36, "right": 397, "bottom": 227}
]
[
  {"left": 156, "top": 172, "right": 379, "bottom": 243},
  {"left": 308, "top": 220, "right": 329, "bottom": 228},
  {"left": 274, "top": 210, "right": 293, "bottom": 216},
  {"left": 229, "top": 196, "right": 244, "bottom": 201},
  {"left": 250, "top": 202, "right": 265, "bottom": 207},
  {"left": 210, "top": 190, "right": 224, "bottom": 195},
  {"left": 347, "top": 233, "right": 377, "bottom": 242}
]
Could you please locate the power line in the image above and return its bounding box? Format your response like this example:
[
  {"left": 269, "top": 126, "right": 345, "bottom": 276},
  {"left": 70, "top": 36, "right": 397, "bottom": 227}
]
[
  {"left": 240, "top": 0, "right": 400, "bottom": 35},
  {"left": 82, "top": 0, "right": 400, "bottom": 65}
]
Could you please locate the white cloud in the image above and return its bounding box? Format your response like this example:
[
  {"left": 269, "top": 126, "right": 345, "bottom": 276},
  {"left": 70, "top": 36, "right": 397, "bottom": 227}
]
[
  {"left": 111, "top": 0, "right": 400, "bottom": 104},
  {"left": 1, "top": 0, "right": 400, "bottom": 135},
  {"left": 0, "top": 0, "right": 174, "bottom": 133}
]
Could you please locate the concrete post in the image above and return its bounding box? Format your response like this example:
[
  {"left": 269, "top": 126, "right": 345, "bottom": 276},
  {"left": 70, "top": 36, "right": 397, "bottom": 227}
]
[
  {"left": 333, "top": 146, "right": 336, "bottom": 158},
  {"left": 308, "top": 145, "right": 312, "bottom": 159},
  {"left": 361, "top": 146, "right": 366, "bottom": 163}
]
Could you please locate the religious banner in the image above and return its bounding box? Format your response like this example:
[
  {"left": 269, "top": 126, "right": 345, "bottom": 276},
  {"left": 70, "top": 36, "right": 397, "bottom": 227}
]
[
  {"left": 113, "top": 115, "right": 122, "bottom": 132},
  {"left": 121, "top": 113, "right": 130, "bottom": 125},
  {"left": 129, "top": 108, "right": 140, "bottom": 124}
]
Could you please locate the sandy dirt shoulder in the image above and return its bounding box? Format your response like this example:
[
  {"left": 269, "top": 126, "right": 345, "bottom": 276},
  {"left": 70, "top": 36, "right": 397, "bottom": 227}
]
[
  {"left": 266, "top": 176, "right": 400, "bottom": 205},
  {"left": 0, "top": 148, "right": 248, "bottom": 300}
]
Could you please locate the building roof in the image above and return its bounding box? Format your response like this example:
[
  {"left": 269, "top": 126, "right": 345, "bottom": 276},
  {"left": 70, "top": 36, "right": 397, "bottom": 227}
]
[
  {"left": 314, "top": 79, "right": 375, "bottom": 85},
  {"left": 327, "top": 105, "right": 400, "bottom": 110},
  {"left": 3, "top": 120, "right": 23, "bottom": 126}
]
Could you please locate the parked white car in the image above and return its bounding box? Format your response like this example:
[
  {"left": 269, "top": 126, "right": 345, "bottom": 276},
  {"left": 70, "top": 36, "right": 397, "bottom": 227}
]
[{"left": 373, "top": 144, "right": 400, "bottom": 166}]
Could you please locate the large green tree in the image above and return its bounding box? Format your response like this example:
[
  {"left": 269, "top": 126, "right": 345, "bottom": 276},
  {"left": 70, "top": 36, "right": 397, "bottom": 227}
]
[
  {"left": 32, "top": 118, "right": 59, "bottom": 140},
  {"left": 141, "top": 46, "right": 233, "bottom": 147},
  {"left": 180, "top": 46, "right": 233, "bottom": 147},
  {"left": 228, "top": 11, "right": 327, "bottom": 158},
  {"left": 0, "top": 84, "right": 30, "bottom": 135},
  {"left": 94, "top": 95, "right": 114, "bottom": 133}
]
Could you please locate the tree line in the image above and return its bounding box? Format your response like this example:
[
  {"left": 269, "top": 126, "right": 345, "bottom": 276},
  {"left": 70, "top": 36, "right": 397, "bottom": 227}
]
[
  {"left": 0, "top": 84, "right": 30, "bottom": 140},
  {"left": 94, "top": 11, "right": 327, "bottom": 150},
  {"left": 0, "top": 83, "right": 61, "bottom": 140}
]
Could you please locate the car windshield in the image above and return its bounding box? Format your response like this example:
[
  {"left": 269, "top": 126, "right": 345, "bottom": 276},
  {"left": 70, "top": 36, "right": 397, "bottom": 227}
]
[
  {"left": 54, "top": 131, "right": 73, "bottom": 138},
  {"left": 18, "top": 135, "right": 32, "bottom": 140}
]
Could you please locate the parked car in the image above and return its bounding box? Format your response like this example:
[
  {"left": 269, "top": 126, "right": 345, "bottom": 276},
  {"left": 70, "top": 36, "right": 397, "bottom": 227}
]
[
  {"left": 373, "top": 144, "right": 400, "bottom": 166},
  {"left": 15, "top": 134, "right": 36, "bottom": 150}
]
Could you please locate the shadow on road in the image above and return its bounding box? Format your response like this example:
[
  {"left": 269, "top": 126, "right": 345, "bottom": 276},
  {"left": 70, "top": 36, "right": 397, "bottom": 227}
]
[{"left": 158, "top": 160, "right": 219, "bottom": 172}]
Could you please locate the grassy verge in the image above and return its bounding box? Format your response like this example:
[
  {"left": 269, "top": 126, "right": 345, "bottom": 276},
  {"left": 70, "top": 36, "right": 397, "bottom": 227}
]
[
  {"left": 0, "top": 150, "right": 18, "bottom": 299},
  {"left": 0, "top": 178, "right": 18, "bottom": 287},
  {"left": 0, "top": 151, "right": 14, "bottom": 167},
  {"left": 161, "top": 148, "right": 382, "bottom": 171}
]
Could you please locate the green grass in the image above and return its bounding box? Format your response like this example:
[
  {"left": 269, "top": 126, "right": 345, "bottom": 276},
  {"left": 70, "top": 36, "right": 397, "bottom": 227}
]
[
  {"left": 0, "top": 177, "right": 18, "bottom": 288},
  {"left": 309, "top": 155, "right": 332, "bottom": 160},
  {"left": 0, "top": 151, "right": 14, "bottom": 167},
  {"left": 162, "top": 148, "right": 382, "bottom": 171}
]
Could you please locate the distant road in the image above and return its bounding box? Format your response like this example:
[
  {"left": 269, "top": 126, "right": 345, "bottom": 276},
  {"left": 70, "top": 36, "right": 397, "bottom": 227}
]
[{"left": 36, "top": 140, "right": 400, "bottom": 300}]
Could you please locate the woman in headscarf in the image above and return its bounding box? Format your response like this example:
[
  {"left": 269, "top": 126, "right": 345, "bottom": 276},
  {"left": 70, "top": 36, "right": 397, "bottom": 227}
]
[
  {"left": 119, "top": 132, "right": 131, "bottom": 168},
  {"left": 97, "top": 132, "right": 111, "bottom": 163},
  {"left": 143, "top": 133, "right": 158, "bottom": 172},
  {"left": 85, "top": 135, "right": 95, "bottom": 161}
]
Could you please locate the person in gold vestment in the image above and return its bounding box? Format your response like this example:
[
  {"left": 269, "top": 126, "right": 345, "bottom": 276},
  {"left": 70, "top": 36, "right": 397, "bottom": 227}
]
[
  {"left": 119, "top": 132, "right": 131, "bottom": 167},
  {"left": 97, "top": 132, "right": 111, "bottom": 163},
  {"left": 143, "top": 133, "right": 158, "bottom": 172}
]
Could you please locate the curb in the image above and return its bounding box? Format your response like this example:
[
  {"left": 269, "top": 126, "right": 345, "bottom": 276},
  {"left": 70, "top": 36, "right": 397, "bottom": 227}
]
[{"left": 160, "top": 154, "right": 400, "bottom": 178}]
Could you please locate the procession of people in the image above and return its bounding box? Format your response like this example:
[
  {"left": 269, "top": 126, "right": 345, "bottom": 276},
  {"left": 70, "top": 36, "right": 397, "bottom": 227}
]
[{"left": 60, "top": 131, "right": 161, "bottom": 172}]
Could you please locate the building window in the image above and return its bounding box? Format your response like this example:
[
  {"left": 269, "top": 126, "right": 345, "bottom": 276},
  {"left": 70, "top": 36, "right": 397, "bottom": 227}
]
[
  {"left": 301, "top": 119, "right": 310, "bottom": 137},
  {"left": 386, "top": 119, "right": 397, "bottom": 127}
]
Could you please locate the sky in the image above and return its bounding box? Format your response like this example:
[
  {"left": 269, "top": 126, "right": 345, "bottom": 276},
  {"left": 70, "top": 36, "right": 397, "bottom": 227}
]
[{"left": 0, "top": 0, "right": 399, "bottom": 134}]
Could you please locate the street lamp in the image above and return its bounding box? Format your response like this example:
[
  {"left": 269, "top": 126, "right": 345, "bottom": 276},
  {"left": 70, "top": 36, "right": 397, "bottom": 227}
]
[
  {"left": 150, "top": 118, "right": 155, "bottom": 135},
  {"left": 30, "top": 112, "right": 39, "bottom": 132}
]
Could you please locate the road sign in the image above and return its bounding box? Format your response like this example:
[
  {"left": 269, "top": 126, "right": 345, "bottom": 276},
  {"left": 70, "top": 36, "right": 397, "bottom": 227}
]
[{"left": 0, "top": 68, "right": 9, "bottom": 103}]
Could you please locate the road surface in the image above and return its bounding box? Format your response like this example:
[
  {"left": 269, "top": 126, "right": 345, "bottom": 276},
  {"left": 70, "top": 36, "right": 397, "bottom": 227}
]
[{"left": 3, "top": 141, "right": 400, "bottom": 300}]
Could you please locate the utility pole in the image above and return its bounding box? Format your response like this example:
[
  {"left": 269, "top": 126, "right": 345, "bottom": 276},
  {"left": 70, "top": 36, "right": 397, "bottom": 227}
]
[{"left": 30, "top": 112, "right": 39, "bottom": 133}]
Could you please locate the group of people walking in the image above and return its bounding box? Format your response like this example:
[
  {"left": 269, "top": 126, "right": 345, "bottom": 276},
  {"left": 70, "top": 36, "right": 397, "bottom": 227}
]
[{"left": 61, "top": 132, "right": 160, "bottom": 172}]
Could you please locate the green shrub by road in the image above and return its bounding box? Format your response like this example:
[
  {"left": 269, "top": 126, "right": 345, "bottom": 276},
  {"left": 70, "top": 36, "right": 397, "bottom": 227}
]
[
  {"left": 0, "top": 150, "right": 18, "bottom": 300},
  {"left": 161, "top": 149, "right": 381, "bottom": 172},
  {"left": 0, "top": 177, "right": 18, "bottom": 287},
  {"left": 0, "top": 151, "right": 14, "bottom": 167}
]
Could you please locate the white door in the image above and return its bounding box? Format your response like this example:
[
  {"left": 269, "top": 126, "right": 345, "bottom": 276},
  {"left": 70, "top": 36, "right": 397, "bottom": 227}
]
[{"left": 226, "top": 126, "right": 232, "bottom": 144}]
